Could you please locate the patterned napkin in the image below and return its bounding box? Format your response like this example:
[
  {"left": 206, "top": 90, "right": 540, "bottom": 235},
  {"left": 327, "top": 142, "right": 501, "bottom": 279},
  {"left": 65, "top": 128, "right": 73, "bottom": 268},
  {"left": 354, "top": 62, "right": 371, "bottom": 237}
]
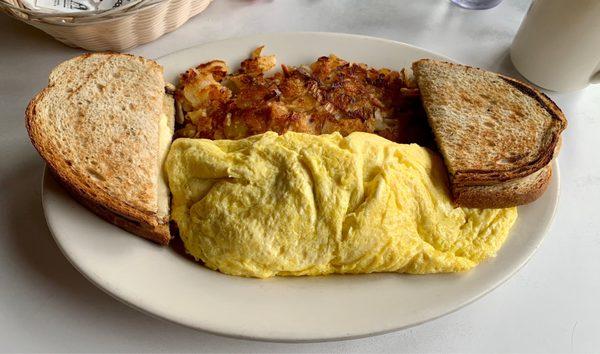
[{"left": 21, "top": 0, "right": 135, "bottom": 13}]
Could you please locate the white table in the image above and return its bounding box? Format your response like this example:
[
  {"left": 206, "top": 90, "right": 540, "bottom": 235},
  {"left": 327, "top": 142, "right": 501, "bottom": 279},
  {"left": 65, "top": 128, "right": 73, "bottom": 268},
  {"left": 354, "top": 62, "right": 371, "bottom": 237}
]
[{"left": 1, "top": 0, "right": 598, "bottom": 352}]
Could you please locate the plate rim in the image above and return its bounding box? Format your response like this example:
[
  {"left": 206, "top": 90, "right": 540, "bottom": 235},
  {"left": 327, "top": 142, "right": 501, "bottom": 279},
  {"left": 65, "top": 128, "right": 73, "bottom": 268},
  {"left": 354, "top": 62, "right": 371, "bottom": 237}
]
[
  {"left": 156, "top": 30, "right": 455, "bottom": 63},
  {"left": 41, "top": 32, "right": 562, "bottom": 342},
  {"left": 42, "top": 161, "right": 560, "bottom": 343}
]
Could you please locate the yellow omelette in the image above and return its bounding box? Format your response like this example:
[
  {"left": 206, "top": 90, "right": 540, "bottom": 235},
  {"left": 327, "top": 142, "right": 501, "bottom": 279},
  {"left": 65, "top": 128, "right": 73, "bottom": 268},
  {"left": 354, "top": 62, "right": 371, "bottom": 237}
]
[{"left": 166, "top": 132, "right": 517, "bottom": 278}]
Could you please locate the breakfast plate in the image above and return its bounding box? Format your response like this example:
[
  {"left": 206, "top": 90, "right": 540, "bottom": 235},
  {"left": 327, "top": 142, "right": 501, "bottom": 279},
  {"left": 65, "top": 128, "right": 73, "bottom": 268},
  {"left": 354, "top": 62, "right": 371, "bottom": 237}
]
[{"left": 42, "top": 32, "right": 560, "bottom": 342}]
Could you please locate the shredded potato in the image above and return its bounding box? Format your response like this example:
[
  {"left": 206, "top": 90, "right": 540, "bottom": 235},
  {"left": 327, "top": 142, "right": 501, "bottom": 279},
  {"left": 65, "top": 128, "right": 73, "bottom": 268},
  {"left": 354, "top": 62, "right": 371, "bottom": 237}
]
[{"left": 174, "top": 47, "right": 433, "bottom": 146}]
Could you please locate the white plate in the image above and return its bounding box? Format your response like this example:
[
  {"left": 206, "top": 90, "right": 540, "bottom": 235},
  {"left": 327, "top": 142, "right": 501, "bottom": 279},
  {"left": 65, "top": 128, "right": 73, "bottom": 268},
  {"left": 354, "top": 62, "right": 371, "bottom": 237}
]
[{"left": 42, "top": 32, "right": 560, "bottom": 342}]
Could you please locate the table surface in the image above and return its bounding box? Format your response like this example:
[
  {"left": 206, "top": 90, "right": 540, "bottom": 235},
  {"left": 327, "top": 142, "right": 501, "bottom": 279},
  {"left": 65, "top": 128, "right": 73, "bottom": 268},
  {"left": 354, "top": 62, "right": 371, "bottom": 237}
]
[{"left": 1, "top": 0, "right": 599, "bottom": 352}]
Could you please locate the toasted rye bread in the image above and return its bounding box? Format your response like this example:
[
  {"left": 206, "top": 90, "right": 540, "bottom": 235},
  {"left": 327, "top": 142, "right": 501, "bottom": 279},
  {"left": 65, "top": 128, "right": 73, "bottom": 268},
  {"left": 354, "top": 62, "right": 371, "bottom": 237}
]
[
  {"left": 412, "top": 59, "right": 566, "bottom": 208},
  {"left": 26, "top": 53, "right": 174, "bottom": 244},
  {"left": 453, "top": 164, "right": 552, "bottom": 208}
]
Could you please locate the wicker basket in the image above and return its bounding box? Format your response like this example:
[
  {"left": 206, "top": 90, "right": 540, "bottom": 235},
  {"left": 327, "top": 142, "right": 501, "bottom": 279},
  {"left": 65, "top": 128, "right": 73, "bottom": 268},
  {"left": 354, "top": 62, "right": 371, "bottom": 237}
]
[{"left": 0, "top": 0, "right": 212, "bottom": 51}]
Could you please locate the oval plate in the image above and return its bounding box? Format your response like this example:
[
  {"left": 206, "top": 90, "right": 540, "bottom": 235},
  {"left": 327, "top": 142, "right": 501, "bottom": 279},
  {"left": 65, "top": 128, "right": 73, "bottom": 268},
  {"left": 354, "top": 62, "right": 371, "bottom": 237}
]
[{"left": 42, "top": 32, "right": 560, "bottom": 342}]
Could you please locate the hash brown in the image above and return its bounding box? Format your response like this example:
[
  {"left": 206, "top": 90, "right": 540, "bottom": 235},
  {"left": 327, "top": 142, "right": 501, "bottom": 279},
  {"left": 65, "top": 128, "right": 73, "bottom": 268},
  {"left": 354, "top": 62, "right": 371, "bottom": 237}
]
[{"left": 175, "top": 47, "right": 432, "bottom": 145}]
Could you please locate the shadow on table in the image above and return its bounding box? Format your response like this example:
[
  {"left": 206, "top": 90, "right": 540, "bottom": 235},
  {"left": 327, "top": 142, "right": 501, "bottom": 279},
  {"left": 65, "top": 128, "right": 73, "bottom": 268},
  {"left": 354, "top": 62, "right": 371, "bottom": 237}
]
[
  {"left": 0, "top": 16, "right": 78, "bottom": 55},
  {"left": 0, "top": 160, "right": 207, "bottom": 347},
  {"left": 488, "top": 46, "right": 524, "bottom": 80},
  {"left": 0, "top": 159, "right": 115, "bottom": 303}
]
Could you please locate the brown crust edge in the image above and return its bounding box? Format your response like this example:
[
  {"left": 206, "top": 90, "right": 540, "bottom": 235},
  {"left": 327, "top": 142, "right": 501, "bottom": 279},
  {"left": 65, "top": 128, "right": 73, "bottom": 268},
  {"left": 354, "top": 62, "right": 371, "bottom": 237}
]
[
  {"left": 26, "top": 53, "right": 170, "bottom": 245},
  {"left": 452, "top": 165, "right": 552, "bottom": 209},
  {"left": 47, "top": 168, "right": 170, "bottom": 245},
  {"left": 413, "top": 59, "right": 567, "bottom": 186}
]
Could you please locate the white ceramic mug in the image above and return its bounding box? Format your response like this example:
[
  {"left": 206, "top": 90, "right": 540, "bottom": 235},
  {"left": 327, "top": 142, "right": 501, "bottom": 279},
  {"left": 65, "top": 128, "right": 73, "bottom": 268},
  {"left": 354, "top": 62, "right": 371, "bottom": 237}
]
[{"left": 510, "top": 0, "right": 600, "bottom": 92}]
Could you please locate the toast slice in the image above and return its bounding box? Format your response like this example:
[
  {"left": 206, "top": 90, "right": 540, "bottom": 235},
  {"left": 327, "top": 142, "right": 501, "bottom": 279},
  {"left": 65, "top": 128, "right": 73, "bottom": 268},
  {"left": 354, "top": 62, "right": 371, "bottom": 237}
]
[
  {"left": 26, "top": 53, "right": 175, "bottom": 244},
  {"left": 412, "top": 59, "right": 566, "bottom": 208}
]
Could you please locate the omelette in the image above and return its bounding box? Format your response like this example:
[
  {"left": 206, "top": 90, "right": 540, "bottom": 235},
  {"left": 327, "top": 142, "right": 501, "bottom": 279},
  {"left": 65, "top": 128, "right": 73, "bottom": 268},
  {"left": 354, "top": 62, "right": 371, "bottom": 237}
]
[{"left": 166, "top": 132, "right": 517, "bottom": 278}]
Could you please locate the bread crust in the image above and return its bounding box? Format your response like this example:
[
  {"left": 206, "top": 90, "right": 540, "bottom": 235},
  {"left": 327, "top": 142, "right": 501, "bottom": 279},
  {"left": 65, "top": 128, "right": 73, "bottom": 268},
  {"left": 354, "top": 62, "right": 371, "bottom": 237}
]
[
  {"left": 26, "top": 53, "right": 171, "bottom": 244},
  {"left": 47, "top": 168, "right": 170, "bottom": 245},
  {"left": 453, "top": 164, "right": 552, "bottom": 209}
]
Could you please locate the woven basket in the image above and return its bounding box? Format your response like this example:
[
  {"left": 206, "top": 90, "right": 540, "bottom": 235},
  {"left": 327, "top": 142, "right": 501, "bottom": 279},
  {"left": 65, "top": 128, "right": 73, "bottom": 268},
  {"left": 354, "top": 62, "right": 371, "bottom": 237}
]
[{"left": 0, "top": 0, "right": 212, "bottom": 51}]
